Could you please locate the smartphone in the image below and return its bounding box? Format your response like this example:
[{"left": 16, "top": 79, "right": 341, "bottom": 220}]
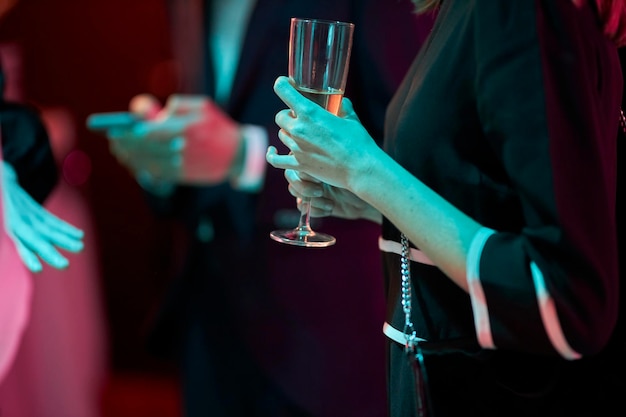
[{"left": 86, "top": 112, "right": 140, "bottom": 131}]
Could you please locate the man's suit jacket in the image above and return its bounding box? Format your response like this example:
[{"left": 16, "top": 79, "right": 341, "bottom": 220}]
[{"left": 148, "top": 1, "right": 433, "bottom": 415}]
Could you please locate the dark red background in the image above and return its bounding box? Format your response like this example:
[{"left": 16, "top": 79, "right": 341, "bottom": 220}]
[
  {"left": 1, "top": 2, "right": 625, "bottom": 416},
  {"left": 0, "top": 0, "right": 180, "bottom": 374}
]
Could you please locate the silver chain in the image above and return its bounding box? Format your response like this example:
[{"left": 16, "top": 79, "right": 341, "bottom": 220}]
[
  {"left": 620, "top": 108, "right": 625, "bottom": 135},
  {"left": 401, "top": 233, "right": 419, "bottom": 349}
]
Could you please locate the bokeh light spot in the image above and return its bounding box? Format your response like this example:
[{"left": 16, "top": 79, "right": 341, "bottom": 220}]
[{"left": 62, "top": 149, "right": 92, "bottom": 186}]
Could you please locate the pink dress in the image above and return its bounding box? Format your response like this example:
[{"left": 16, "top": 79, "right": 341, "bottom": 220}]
[{"left": 0, "top": 138, "right": 33, "bottom": 383}]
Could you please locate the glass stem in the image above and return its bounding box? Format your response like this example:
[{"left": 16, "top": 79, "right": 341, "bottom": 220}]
[{"left": 296, "top": 197, "right": 314, "bottom": 233}]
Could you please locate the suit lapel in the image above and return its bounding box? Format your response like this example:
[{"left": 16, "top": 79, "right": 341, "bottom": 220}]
[
  {"left": 228, "top": 0, "right": 290, "bottom": 110},
  {"left": 170, "top": 0, "right": 213, "bottom": 95}
]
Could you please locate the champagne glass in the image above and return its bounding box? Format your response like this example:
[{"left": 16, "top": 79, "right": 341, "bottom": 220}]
[{"left": 270, "top": 17, "right": 355, "bottom": 247}]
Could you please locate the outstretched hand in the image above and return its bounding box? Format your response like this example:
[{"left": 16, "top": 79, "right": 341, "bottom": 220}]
[
  {"left": 1, "top": 162, "right": 84, "bottom": 272},
  {"left": 106, "top": 94, "right": 242, "bottom": 185},
  {"left": 265, "top": 76, "right": 379, "bottom": 192}
]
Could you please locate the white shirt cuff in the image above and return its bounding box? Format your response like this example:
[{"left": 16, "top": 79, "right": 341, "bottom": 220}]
[{"left": 230, "top": 124, "right": 267, "bottom": 192}]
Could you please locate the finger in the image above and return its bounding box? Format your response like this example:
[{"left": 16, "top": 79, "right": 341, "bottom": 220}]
[
  {"left": 37, "top": 215, "right": 85, "bottom": 243},
  {"left": 285, "top": 170, "right": 323, "bottom": 197},
  {"left": 13, "top": 239, "right": 43, "bottom": 273},
  {"left": 296, "top": 197, "right": 333, "bottom": 218},
  {"left": 31, "top": 210, "right": 85, "bottom": 244},
  {"left": 276, "top": 129, "right": 299, "bottom": 152},
  {"left": 296, "top": 171, "right": 321, "bottom": 183},
  {"left": 108, "top": 133, "right": 183, "bottom": 164},
  {"left": 307, "top": 197, "right": 334, "bottom": 217},
  {"left": 20, "top": 209, "right": 84, "bottom": 253},
  {"left": 5, "top": 182, "right": 80, "bottom": 240},
  {"left": 9, "top": 199, "right": 85, "bottom": 251},
  {"left": 39, "top": 228, "right": 84, "bottom": 253},
  {"left": 131, "top": 119, "right": 187, "bottom": 142},
  {"left": 32, "top": 243, "right": 70, "bottom": 270},
  {"left": 274, "top": 108, "right": 296, "bottom": 131},
  {"left": 106, "top": 125, "right": 138, "bottom": 141},
  {"left": 12, "top": 221, "right": 69, "bottom": 269},
  {"left": 107, "top": 120, "right": 167, "bottom": 142},
  {"left": 110, "top": 114, "right": 191, "bottom": 142},
  {"left": 16, "top": 225, "right": 71, "bottom": 269},
  {"left": 145, "top": 136, "right": 186, "bottom": 156},
  {"left": 8, "top": 183, "right": 53, "bottom": 219},
  {"left": 265, "top": 146, "right": 298, "bottom": 170},
  {"left": 273, "top": 76, "right": 318, "bottom": 119}
]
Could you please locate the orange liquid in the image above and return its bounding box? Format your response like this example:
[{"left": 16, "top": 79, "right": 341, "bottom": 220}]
[{"left": 296, "top": 86, "right": 344, "bottom": 115}]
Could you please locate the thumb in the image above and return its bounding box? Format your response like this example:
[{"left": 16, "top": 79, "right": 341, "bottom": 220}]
[{"left": 129, "top": 94, "right": 162, "bottom": 120}]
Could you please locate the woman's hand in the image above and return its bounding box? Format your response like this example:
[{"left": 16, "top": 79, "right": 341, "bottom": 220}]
[
  {"left": 266, "top": 76, "right": 382, "bottom": 192},
  {"left": 2, "top": 162, "right": 84, "bottom": 272},
  {"left": 284, "top": 169, "right": 381, "bottom": 223}
]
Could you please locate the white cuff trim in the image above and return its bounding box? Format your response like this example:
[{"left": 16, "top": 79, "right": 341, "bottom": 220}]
[
  {"left": 230, "top": 124, "right": 267, "bottom": 192},
  {"left": 378, "top": 236, "right": 435, "bottom": 266},
  {"left": 530, "top": 261, "right": 581, "bottom": 360},
  {"left": 467, "top": 227, "right": 496, "bottom": 349},
  {"left": 383, "top": 322, "right": 427, "bottom": 345}
]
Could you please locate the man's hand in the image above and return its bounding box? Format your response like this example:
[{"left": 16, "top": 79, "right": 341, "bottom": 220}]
[{"left": 106, "top": 94, "right": 243, "bottom": 186}]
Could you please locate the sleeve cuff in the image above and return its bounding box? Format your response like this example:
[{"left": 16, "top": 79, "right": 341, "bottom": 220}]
[
  {"left": 230, "top": 124, "right": 268, "bottom": 193},
  {"left": 466, "top": 226, "right": 496, "bottom": 349}
]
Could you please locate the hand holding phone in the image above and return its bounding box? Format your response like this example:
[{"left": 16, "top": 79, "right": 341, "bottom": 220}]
[{"left": 86, "top": 95, "right": 243, "bottom": 185}]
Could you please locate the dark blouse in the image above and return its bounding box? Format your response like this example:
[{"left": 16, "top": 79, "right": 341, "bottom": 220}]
[
  {"left": 381, "top": 1, "right": 625, "bottom": 415},
  {"left": 382, "top": 0, "right": 622, "bottom": 365}
]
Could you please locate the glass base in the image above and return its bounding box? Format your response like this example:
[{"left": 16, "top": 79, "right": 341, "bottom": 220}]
[{"left": 270, "top": 227, "right": 336, "bottom": 248}]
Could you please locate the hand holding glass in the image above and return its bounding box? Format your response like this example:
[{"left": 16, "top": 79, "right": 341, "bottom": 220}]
[{"left": 270, "top": 17, "right": 355, "bottom": 247}]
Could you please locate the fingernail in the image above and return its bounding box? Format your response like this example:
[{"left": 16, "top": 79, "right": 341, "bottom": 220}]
[
  {"left": 29, "top": 261, "right": 42, "bottom": 273},
  {"left": 54, "top": 257, "right": 69, "bottom": 269},
  {"left": 68, "top": 241, "right": 84, "bottom": 252}
]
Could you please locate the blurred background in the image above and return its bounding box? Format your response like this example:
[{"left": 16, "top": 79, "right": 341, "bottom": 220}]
[
  {"left": 0, "top": 1, "right": 182, "bottom": 416},
  {"left": 0, "top": 1, "right": 625, "bottom": 417}
]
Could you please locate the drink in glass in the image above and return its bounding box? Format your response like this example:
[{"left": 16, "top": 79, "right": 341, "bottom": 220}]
[{"left": 270, "top": 17, "right": 354, "bottom": 247}]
